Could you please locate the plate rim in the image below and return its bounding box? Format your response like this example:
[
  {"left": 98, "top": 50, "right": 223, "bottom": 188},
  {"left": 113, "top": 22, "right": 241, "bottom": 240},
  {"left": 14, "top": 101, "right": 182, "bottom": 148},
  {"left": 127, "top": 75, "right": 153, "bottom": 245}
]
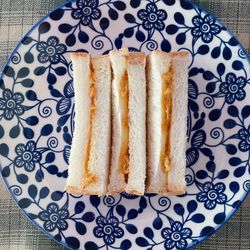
[{"left": 0, "top": 0, "right": 249, "bottom": 249}]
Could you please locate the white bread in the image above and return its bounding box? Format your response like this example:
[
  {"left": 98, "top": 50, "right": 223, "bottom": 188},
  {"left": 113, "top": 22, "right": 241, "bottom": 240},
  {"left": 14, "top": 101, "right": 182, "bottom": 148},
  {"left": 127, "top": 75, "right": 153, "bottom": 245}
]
[
  {"left": 108, "top": 49, "right": 146, "bottom": 195},
  {"left": 146, "top": 51, "right": 189, "bottom": 195},
  {"left": 66, "top": 53, "right": 111, "bottom": 196}
]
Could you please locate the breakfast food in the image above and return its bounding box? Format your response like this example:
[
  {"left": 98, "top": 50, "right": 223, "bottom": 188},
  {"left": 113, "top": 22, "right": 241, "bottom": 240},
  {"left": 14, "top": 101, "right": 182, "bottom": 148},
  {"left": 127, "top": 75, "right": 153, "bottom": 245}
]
[
  {"left": 66, "top": 53, "right": 111, "bottom": 196},
  {"left": 108, "top": 48, "right": 147, "bottom": 195},
  {"left": 65, "top": 49, "right": 189, "bottom": 196},
  {"left": 146, "top": 51, "right": 189, "bottom": 195}
]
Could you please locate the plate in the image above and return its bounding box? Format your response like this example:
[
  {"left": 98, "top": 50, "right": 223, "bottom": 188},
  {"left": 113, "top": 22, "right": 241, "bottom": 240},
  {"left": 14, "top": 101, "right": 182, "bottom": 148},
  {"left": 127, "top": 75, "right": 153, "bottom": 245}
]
[{"left": 0, "top": 0, "right": 249, "bottom": 249}]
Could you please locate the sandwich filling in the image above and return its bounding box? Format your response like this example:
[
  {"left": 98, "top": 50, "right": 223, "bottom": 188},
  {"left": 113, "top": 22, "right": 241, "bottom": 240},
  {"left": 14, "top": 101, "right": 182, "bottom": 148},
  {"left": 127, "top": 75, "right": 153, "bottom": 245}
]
[
  {"left": 161, "top": 63, "right": 174, "bottom": 173},
  {"left": 83, "top": 64, "right": 97, "bottom": 186},
  {"left": 119, "top": 68, "right": 129, "bottom": 181}
]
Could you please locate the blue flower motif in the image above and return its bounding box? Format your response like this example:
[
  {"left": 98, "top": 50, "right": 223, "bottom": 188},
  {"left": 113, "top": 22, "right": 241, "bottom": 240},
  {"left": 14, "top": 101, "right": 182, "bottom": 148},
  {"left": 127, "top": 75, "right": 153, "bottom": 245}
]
[
  {"left": 72, "top": 0, "right": 101, "bottom": 26},
  {"left": 238, "top": 126, "right": 250, "bottom": 152},
  {"left": 39, "top": 203, "right": 69, "bottom": 232},
  {"left": 36, "top": 36, "right": 66, "bottom": 64},
  {"left": 94, "top": 216, "right": 124, "bottom": 245},
  {"left": 220, "top": 73, "right": 246, "bottom": 104},
  {"left": 191, "top": 14, "right": 221, "bottom": 43},
  {"left": 161, "top": 221, "right": 192, "bottom": 249},
  {"left": 197, "top": 182, "right": 227, "bottom": 209},
  {"left": 14, "top": 141, "right": 41, "bottom": 172},
  {"left": 138, "top": 3, "right": 167, "bottom": 31},
  {"left": 0, "top": 89, "right": 24, "bottom": 120}
]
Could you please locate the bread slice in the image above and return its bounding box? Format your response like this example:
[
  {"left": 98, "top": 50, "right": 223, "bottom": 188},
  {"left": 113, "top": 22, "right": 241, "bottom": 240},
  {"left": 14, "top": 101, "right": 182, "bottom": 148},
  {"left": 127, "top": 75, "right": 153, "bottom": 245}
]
[
  {"left": 108, "top": 48, "right": 146, "bottom": 195},
  {"left": 146, "top": 51, "right": 189, "bottom": 195},
  {"left": 66, "top": 53, "right": 111, "bottom": 196}
]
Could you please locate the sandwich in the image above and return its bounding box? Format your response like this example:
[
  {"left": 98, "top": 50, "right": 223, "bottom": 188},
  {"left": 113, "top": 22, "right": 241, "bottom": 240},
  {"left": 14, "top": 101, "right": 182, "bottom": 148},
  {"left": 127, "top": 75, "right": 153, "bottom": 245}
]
[
  {"left": 66, "top": 52, "right": 111, "bottom": 196},
  {"left": 108, "top": 48, "right": 147, "bottom": 195},
  {"left": 146, "top": 51, "right": 189, "bottom": 195}
]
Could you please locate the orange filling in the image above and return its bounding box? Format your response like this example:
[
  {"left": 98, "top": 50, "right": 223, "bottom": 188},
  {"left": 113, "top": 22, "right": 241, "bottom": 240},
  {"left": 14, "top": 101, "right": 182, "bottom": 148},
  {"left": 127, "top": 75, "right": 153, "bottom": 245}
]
[
  {"left": 119, "top": 69, "right": 129, "bottom": 179},
  {"left": 83, "top": 65, "right": 97, "bottom": 186},
  {"left": 161, "top": 64, "right": 174, "bottom": 173}
]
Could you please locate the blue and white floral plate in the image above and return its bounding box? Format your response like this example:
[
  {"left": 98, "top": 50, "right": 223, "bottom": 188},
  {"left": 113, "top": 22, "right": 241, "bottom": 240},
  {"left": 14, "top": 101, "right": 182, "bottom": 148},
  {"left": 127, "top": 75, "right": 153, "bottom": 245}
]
[{"left": 0, "top": 0, "right": 249, "bottom": 249}]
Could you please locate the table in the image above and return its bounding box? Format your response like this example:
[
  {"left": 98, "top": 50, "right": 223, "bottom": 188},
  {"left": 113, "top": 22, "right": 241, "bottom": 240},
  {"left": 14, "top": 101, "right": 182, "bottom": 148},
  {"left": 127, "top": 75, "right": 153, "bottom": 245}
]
[{"left": 0, "top": 0, "right": 249, "bottom": 249}]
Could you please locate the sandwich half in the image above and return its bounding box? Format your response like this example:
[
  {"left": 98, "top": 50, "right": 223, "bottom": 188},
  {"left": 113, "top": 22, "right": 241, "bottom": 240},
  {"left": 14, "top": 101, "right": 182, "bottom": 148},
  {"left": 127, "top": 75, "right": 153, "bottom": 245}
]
[
  {"left": 66, "top": 52, "right": 111, "bottom": 196},
  {"left": 146, "top": 51, "right": 189, "bottom": 195},
  {"left": 108, "top": 48, "right": 147, "bottom": 195}
]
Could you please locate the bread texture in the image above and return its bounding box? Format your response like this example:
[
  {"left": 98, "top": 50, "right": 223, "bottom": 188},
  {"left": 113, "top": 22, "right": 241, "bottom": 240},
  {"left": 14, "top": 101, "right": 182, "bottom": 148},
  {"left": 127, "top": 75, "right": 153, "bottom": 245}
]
[
  {"left": 146, "top": 51, "right": 189, "bottom": 195},
  {"left": 66, "top": 52, "right": 91, "bottom": 194},
  {"left": 108, "top": 49, "right": 146, "bottom": 195},
  {"left": 66, "top": 53, "right": 111, "bottom": 196}
]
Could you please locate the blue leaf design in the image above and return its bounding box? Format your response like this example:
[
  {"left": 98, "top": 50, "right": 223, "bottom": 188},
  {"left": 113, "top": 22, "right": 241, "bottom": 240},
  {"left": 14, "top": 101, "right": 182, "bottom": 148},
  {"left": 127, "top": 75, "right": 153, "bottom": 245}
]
[
  {"left": 217, "top": 170, "right": 229, "bottom": 179},
  {"left": 176, "top": 32, "right": 186, "bottom": 45},
  {"left": 120, "top": 239, "right": 132, "bottom": 250},
  {"left": 85, "top": 242, "right": 98, "bottom": 250},
  {"left": 64, "top": 80, "right": 74, "bottom": 98},
  {"left": 191, "top": 130, "right": 206, "bottom": 148},
  {"left": 58, "top": 23, "right": 73, "bottom": 33},
  {"left": 128, "top": 209, "right": 138, "bottom": 219},
  {"left": 47, "top": 73, "right": 57, "bottom": 85},
  {"left": 174, "top": 203, "right": 185, "bottom": 216},
  {"left": 200, "top": 226, "right": 214, "bottom": 237},
  {"left": 17, "top": 174, "right": 28, "bottom": 184},
  {"left": 203, "top": 71, "right": 214, "bottom": 80},
  {"left": 135, "top": 30, "right": 145, "bottom": 42},
  {"left": 3, "top": 66, "right": 15, "bottom": 77},
  {"left": 63, "top": 145, "right": 70, "bottom": 164},
  {"left": 41, "top": 124, "right": 53, "bottom": 136},
  {"left": 24, "top": 51, "right": 34, "bottom": 64},
  {"left": 18, "top": 198, "right": 32, "bottom": 208},
  {"left": 39, "top": 187, "right": 49, "bottom": 199},
  {"left": 74, "top": 201, "right": 85, "bottom": 214},
  {"left": 229, "top": 181, "right": 239, "bottom": 193},
  {"left": 35, "top": 169, "right": 44, "bottom": 182},
  {"left": 9, "top": 125, "right": 20, "bottom": 138},
  {"left": 20, "top": 78, "right": 33, "bottom": 88},
  {"left": 0, "top": 79, "right": 5, "bottom": 89},
  {"left": 225, "top": 144, "right": 237, "bottom": 155},
  {"left": 82, "top": 212, "right": 95, "bottom": 222},
  {"left": 189, "top": 67, "right": 199, "bottom": 77},
  {"left": 108, "top": 8, "right": 118, "bottom": 20},
  {"left": 117, "top": 204, "right": 126, "bottom": 217},
  {"left": 197, "top": 45, "right": 209, "bottom": 55},
  {"left": 17, "top": 67, "right": 29, "bottom": 78},
  {"left": 214, "top": 212, "right": 225, "bottom": 224},
  {"left": 21, "top": 36, "right": 33, "bottom": 45},
  {"left": 161, "top": 39, "right": 171, "bottom": 52},
  {"left": 187, "top": 200, "right": 197, "bottom": 213},
  {"left": 26, "top": 90, "right": 37, "bottom": 100},
  {"left": 228, "top": 105, "right": 239, "bottom": 117},
  {"left": 199, "top": 147, "right": 213, "bottom": 158},
  {"left": 136, "top": 237, "right": 149, "bottom": 247},
  {"left": 144, "top": 227, "right": 154, "bottom": 239},
  {"left": 115, "top": 37, "right": 123, "bottom": 49},
  {"left": 153, "top": 216, "right": 162, "bottom": 230},
  {"left": 174, "top": 12, "right": 185, "bottom": 24},
  {"left": 78, "top": 31, "right": 89, "bottom": 43},
  {"left": 209, "top": 109, "right": 221, "bottom": 121},
  {"left": 63, "top": 132, "right": 72, "bottom": 145},
  {"left": 51, "top": 191, "right": 64, "bottom": 201},
  {"left": 25, "top": 116, "right": 39, "bottom": 126},
  {"left": 46, "top": 165, "right": 58, "bottom": 175},
  {"left": 232, "top": 200, "right": 242, "bottom": 208},
  {"left": 223, "top": 46, "right": 232, "bottom": 60},
  {"left": 188, "top": 79, "right": 198, "bottom": 99},
  {"left": 229, "top": 157, "right": 242, "bottom": 166},
  {"left": 66, "top": 33, "right": 76, "bottom": 47},
  {"left": 38, "top": 22, "right": 51, "bottom": 34},
  {"left": 90, "top": 195, "right": 100, "bottom": 207},
  {"left": 211, "top": 46, "right": 221, "bottom": 58},
  {"left": 186, "top": 148, "right": 199, "bottom": 167},
  {"left": 0, "top": 143, "right": 9, "bottom": 157},
  {"left": 234, "top": 166, "right": 246, "bottom": 177},
  {"left": 113, "top": 1, "right": 126, "bottom": 10},
  {"left": 126, "top": 224, "right": 138, "bottom": 234},
  {"left": 232, "top": 60, "right": 244, "bottom": 70},
  {"left": 196, "top": 170, "right": 208, "bottom": 179},
  {"left": 45, "top": 152, "right": 55, "bottom": 163},
  {"left": 206, "top": 161, "right": 216, "bottom": 172},
  {"left": 2, "top": 166, "right": 10, "bottom": 177},
  {"left": 57, "top": 98, "right": 72, "bottom": 116},
  {"left": 163, "top": 0, "right": 175, "bottom": 5},
  {"left": 189, "top": 99, "right": 199, "bottom": 112},
  {"left": 23, "top": 127, "right": 34, "bottom": 139},
  {"left": 166, "top": 24, "right": 179, "bottom": 34},
  {"left": 217, "top": 63, "right": 225, "bottom": 76},
  {"left": 180, "top": 0, "right": 194, "bottom": 10},
  {"left": 223, "top": 119, "right": 236, "bottom": 129},
  {"left": 241, "top": 105, "right": 250, "bottom": 119},
  {"left": 75, "top": 222, "right": 86, "bottom": 235},
  {"left": 125, "top": 14, "right": 136, "bottom": 23},
  {"left": 34, "top": 66, "right": 46, "bottom": 76},
  {"left": 28, "top": 185, "right": 37, "bottom": 199},
  {"left": 139, "top": 196, "right": 147, "bottom": 209},
  {"left": 192, "top": 118, "right": 205, "bottom": 131},
  {"left": 65, "top": 237, "right": 80, "bottom": 249},
  {"left": 100, "top": 17, "right": 109, "bottom": 30},
  {"left": 124, "top": 28, "right": 134, "bottom": 38},
  {"left": 0, "top": 125, "right": 4, "bottom": 139},
  {"left": 191, "top": 213, "right": 205, "bottom": 223},
  {"left": 49, "top": 8, "right": 64, "bottom": 20}
]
